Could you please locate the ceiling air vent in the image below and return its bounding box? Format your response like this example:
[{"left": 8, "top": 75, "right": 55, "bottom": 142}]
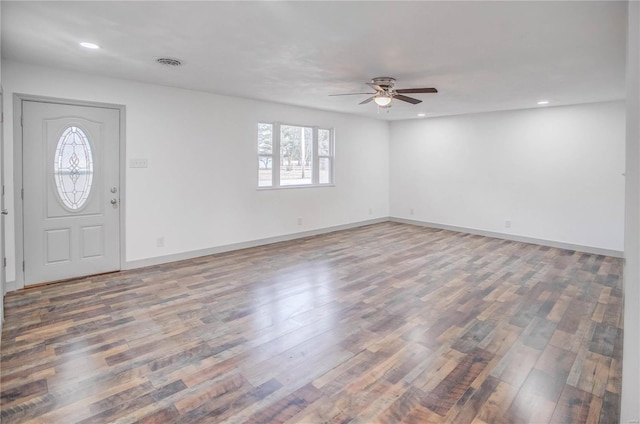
[{"left": 156, "top": 57, "right": 182, "bottom": 67}]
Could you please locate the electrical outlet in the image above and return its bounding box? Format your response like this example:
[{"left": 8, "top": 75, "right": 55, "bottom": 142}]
[
  {"left": 297, "top": 217, "right": 302, "bottom": 226},
  {"left": 410, "top": 209, "right": 415, "bottom": 216},
  {"left": 369, "top": 208, "right": 373, "bottom": 215},
  {"left": 157, "top": 237, "right": 165, "bottom": 247},
  {"left": 505, "top": 220, "right": 511, "bottom": 228}
]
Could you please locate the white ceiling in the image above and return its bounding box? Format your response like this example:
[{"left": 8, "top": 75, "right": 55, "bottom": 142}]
[{"left": 1, "top": 1, "right": 627, "bottom": 120}]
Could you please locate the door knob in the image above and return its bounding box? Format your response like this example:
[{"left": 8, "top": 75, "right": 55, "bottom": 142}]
[
  {"left": 110, "top": 199, "right": 118, "bottom": 205},
  {"left": 1, "top": 209, "right": 7, "bottom": 215}
]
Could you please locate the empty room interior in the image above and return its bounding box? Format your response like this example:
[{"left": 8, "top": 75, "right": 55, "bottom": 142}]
[{"left": 1, "top": 1, "right": 639, "bottom": 423}]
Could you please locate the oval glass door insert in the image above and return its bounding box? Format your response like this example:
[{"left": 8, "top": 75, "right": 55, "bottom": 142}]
[{"left": 54, "top": 126, "right": 94, "bottom": 210}]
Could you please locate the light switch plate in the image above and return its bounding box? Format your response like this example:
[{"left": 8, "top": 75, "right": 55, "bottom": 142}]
[{"left": 129, "top": 158, "right": 148, "bottom": 168}]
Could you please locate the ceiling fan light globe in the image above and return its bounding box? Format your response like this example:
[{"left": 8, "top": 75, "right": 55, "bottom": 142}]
[{"left": 374, "top": 95, "right": 392, "bottom": 106}]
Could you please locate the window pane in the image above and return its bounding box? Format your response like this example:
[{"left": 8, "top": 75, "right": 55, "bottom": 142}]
[
  {"left": 319, "top": 129, "right": 331, "bottom": 156},
  {"left": 54, "top": 126, "right": 94, "bottom": 210},
  {"left": 258, "top": 156, "right": 272, "bottom": 187},
  {"left": 258, "top": 123, "right": 273, "bottom": 154},
  {"left": 280, "top": 125, "right": 312, "bottom": 185},
  {"left": 319, "top": 157, "right": 331, "bottom": 184}
]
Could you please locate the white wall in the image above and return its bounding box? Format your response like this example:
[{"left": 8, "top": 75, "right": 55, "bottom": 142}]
[
  {"left": 622, "top": 0, "right": 640, "bottom": 422},
  {"left": 2, "top": 60, "right": 389, "bottom": 284},
  {"left": 390, "top": 102, "right": 626, "bottom": 252}
]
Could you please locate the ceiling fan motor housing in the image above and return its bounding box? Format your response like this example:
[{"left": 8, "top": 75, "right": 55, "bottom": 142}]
[{"left": 372, "top": 77, "right": 396, "bottom": 90}]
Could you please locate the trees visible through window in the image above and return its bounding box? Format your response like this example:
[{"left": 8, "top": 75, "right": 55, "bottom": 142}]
[
  {"left": 258, "top": 123, "right": 273, "bottom": 187},
  {"left": 257, "top": 123, "right": 334, "bottom": 188}
]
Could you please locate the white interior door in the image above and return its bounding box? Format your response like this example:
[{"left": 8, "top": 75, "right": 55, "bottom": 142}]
[{"left": 22, "top": 101, "right": 120, "bottom": 286}]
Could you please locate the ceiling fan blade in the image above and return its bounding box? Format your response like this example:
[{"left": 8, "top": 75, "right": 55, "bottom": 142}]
[
  {"left": 394, "top": 94, "right": 422, "bottom": 104},
  {"left": 366, "top": 82, "right": 384, "bottom": 91},
  {"left": 359, "top": 96, "right": 375, "bottom": 105},
  {"left": 329, "top": 92, "right": 377, "bottom": 96},
  {"left": 395, "top": 88, "right": 438, "bottom": 94}
]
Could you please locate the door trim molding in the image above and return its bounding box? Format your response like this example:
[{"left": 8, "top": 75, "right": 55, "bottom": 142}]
[{"left": 13, "top": 94, "right": 126, "bottom": 289}]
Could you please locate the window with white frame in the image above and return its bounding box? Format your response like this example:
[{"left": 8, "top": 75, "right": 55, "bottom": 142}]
[{"left": 257, "top": 123, "right": 334, "bottom": 188}]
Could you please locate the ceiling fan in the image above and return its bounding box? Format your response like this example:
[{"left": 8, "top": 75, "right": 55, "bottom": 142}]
[{"left": 330, "top": 77, "right": 437, "bottom": 107}]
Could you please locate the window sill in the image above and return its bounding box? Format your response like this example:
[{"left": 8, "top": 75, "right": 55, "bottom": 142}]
[{"left": 257, "top": 184, "right": 336, "bottom": 191}]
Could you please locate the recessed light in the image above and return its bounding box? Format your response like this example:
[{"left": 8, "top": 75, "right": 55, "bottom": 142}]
[
  {"left": 417, "top": 113, "right": 426, "bottom": 117},
  {"left": 537, "top": 100, "right": 549, "bottom": 105},
  {"left": 80, "top": 42, "right": 100, "bottom": 49}
]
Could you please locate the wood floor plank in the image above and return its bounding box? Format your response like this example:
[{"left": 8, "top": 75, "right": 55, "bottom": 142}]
[
  {"left": 550, "top": 385, "right": 594, "bottom": 424},
  {"left": 421, "top": 347, "right": 494, "bottom": 416},
  {"left": 475, "top": 380, "right": 519, "bottom": 424},
  {"left": 0, "top": 222, "right": 623, "bottom": 423}
]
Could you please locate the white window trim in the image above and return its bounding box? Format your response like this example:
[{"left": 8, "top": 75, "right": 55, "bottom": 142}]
[{"left": 257, "top": 122, "right": 334, "bottom": 189}]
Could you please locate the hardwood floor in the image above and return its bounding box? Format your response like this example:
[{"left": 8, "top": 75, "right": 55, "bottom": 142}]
[{"left": 0, "top": 222, "right": 623, "bottom": 423}]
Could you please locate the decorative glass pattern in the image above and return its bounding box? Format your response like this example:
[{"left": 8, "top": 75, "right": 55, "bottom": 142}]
[{"left": 54, "top": 126, "right": 94, "bottom": 210}]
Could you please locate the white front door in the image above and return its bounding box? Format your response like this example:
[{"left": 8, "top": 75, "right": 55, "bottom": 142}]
[{"left": 22, "top": 101, "right": 121, "bottom": 285}]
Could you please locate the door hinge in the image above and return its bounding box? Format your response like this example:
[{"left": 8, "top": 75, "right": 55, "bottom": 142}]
[
  {"left": 20, "top": 114, "right": 24, "bottom": 127},
  {"left": 21, "top": 188, "right": 24, "bottom": 200},
  {"left": 1, "top": 112, "right": 4, "bottom": 124},
  {"left": 2, "top": 185, "right": 4, "bottom": 196},
  {"left": 3, "top": 257, "right": 6, "bottom": 268},
  {"left": 23, "top": 261, "right": 25, "bottom": 272}
]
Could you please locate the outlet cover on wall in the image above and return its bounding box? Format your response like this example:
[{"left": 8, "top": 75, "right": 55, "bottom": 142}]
[
  {"left": 505, "top": 220, "right": 512, "bottom": 228},
  {"left": 156, "top": 237, "right": 165, "bottom": 247}
]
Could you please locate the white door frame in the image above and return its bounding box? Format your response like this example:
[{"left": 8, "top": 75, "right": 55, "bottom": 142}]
[
  {"left": 1, "top": 88, "right": 5, "bottom": 321},
  {"left": 13, "top": 94, "right": 126, "bottom": 289}
]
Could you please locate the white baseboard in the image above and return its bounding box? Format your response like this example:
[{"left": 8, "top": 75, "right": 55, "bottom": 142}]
[
  {"left": 390, "top": 217, "right": 624, "bottom": 258},
  {"left": 5, "top": 280, "right": 18, "bottom": 292},
  {"left": 124, "top": 217, "right": 390, "bottom": 270},
  {"left": 4, "top": 216, "right": 621, "bottom": 294}
]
